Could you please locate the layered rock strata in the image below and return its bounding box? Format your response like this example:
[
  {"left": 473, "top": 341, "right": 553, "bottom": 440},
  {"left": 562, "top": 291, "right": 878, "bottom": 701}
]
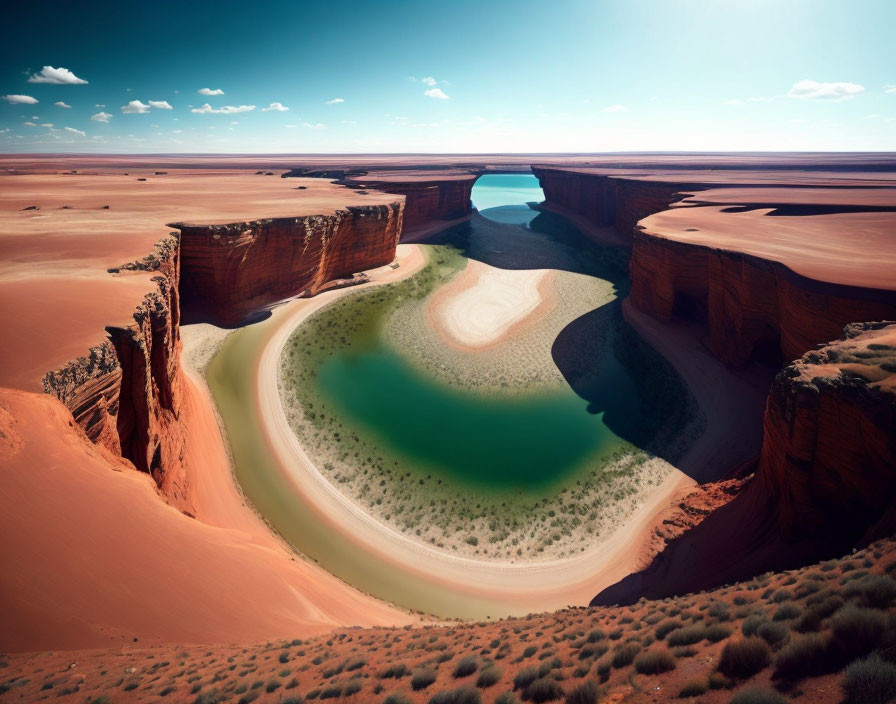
[
  {"left": 593, "top": 322, "right": 896, "bottom": 605},
  {"left": 177, "top": 204, "right": 402, "bottom": 325},
  {"left": 283, "top": 168, "right": 477, "bottom": 235}
]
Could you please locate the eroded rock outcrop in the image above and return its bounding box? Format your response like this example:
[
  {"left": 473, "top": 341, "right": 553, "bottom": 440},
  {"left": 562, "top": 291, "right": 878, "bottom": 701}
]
[
  {"left": 593, "top": 322, "right": 896, "bottom": 605},
  {"left": 176, "top": 203, "right": 402, "bottom": 325},
  {"left": 760, "top": 321, "right": 896, "bottom": 541},
  {"left": 42, "top": 233, "right": 190, "bottom": 506}
]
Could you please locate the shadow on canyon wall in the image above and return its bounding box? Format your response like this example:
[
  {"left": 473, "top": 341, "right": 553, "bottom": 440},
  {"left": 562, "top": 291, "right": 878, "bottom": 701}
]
[{"left": 422, "top": 209, "right": 704, "bottom": 472}]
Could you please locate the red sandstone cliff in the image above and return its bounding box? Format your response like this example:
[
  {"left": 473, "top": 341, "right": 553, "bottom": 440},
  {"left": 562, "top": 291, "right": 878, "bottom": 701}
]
[
  {"left": 41, "top": 233, "right": 193, "bottom": 507},
  {"left": 629, "top": 230, "right": 896, "bottom": 366},
  {"left": 593, "top": 322, "right": 896, "bottom": 605},
  {"left": 177, "top": 203, "right": 403, "bottom": 325},
  {"left": 283, "top": 169, "right": 475, "bottom": 236}
]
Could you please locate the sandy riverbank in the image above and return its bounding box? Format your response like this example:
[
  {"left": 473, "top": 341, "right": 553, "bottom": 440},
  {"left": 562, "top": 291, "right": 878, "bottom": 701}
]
[{"left": 228, "top": 243, "right": 766, "bottom": 616}]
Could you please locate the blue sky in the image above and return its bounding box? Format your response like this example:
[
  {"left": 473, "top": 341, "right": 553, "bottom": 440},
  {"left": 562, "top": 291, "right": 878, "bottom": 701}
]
[{"left": 1, "top": 0, "right": 894, "bottom": 153}]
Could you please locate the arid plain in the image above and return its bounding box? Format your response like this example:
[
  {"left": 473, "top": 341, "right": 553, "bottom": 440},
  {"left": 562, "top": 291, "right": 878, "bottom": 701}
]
[{"left": 1, "top": 153, "right": 896, "bottom": 704}]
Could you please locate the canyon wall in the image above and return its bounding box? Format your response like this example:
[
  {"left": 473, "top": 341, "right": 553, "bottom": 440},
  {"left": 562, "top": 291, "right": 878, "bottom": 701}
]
[
  {"left": 759, "top": 321, "right": 896, "bottom": 541},
  {"left": 283, "top": 169, "right": 476, "bottom": 235},
  {"left": 177, "top": 203, "right": 403, "bottom": 325},
  {"left": 342, "top": 174, "right": 475, "bottom": 233},
  {"left": 593, "top": 322, "right": 896, "bottom": 605},
  {"left": 533, "top": 167, "right": 689, "bottom": 241},
  {"left": 629, "top": 230, "right": 896, "bottom": 367},
  {"left": 42, "top": 234, "right": 193, "bottom": 507}
]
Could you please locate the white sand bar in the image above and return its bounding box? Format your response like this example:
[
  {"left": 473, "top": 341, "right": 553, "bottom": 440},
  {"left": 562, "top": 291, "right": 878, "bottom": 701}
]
[{"left": 432, "top": 259, "right": 551, "bottom": 349}]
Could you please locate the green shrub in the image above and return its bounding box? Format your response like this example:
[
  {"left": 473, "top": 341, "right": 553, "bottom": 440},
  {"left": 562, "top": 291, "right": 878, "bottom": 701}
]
[
  {"left": 611, "top": 642, "right": 640, "bottom": 668},
  {"left": 771, "top": 602, "right": 801, "bottom": 621},
  {"left": 523, "top": 646, "right": 537, "bottom": 658},
  {"left": 475, "top": 666, "right": 501, "bottom": 688},
  {"left": 495, "top": 693, "right": 520, "bottom": 704},
  {"left": 380, "top": 664, "right": 409, "bottom": 679},
  {"left": 412, "top": 669, "right": 437, "bottom": 691},
  {"left": 667, "top": 625, "right": 707, "bottom": 647},
  {"left": 843, "top": 574, "right": 896, "bottom": 609},
  {"left": 655, "top": 620, "right": 682, "bottom": 641},
  {"left": 453, "top": 656, "right": 478, "bottom": 678},
  {"left": 842, "top": 654, "right": 896, "bottom": 704},
  {"left": 756, "top": 622, "right": 788, "bottom": 649},
  {"left": 633, "top": 649, "right": 676, "bottom": 675},
  {"left": 564, "top": 681, "right": 599, "bottom": 704},
  {"left": 728, "top": 685, "right": 788, "bottom": 704},
  {"left": 194, "top": 691, "right": 224, "bottom": 704},
  {"left": 577, "top": 643, "right": 607, "bottom": 661},
  {"left": 705, "top": 624, "right": 732, "bottom": 643},
  {"left": 717, "top": 637, "right": 771, "bottom": 679},
  {"left": 429, "top": 686, "right": 481, "bottom": 704},
  {"left": 740, "top": 615, "right": 765, "bottom": 637},
  {"left": 513, "top": 667, "right": 539, "bottom": 691},
  {"left": 677, "top": 679, "right": 707, "bottom": 698},
  {"left": 773, "top": 633, "right": 831, "bottom": 680},
  {"left": 829, "top": 604, "right": 888, "bottom": 659},
  {"left": 523, "top": 678, "right": 564, "bottom": 703},
  {"left": 383, "top": 695, "right": 412, "bottom": 704}
]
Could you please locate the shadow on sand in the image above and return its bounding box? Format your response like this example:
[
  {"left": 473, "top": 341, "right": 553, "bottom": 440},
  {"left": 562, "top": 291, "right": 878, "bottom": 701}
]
[{"left": 419, "top": 208, "right": 703, "bottom": 473}]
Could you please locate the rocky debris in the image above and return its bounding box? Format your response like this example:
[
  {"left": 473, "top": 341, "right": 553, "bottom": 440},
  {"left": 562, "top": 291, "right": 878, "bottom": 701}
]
[{"left": 20, "top": 205, "right": 39, "bottom": 211}]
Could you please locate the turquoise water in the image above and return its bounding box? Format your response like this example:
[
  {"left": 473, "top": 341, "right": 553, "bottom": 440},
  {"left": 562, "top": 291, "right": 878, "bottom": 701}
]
[
  {"left": 472, "top": 173, "right": 544, "bottom": 225},
  {"left": 317, "top": 348, "right": 620, "bottom": 492}
]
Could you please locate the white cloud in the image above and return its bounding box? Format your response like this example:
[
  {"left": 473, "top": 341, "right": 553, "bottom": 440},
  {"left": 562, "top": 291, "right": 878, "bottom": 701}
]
[
  {"left": 601, "top": 104, "right": 627, "bottom": 113},
  {"left": 95, "top": 103, "right": 105, "bottom": 107},
  {"left": 148, "top": 100, "right": 173, "bottom": 109},
  {"left": 3, "top": 94, "right": 38, "bottom": 104},
  {"left": 886, "top": 85, "right": 896, "bottom": 94},
  {"left": 326, "top": 97, "right": 344, "bottom": 104},
  {"left": 91, "top": 111, "right": 112, "bottom": 122},
  {"left": 262, "top": 102, "right": 289, "bottom": 111},
  {"left": 198, "top": 88, "right": 224, "bottom": 96},
  {"left": 54, "top": 101, "right": 72, "bottom": 108},
  {"left": 303, "top": 122, "right": 325, "bottom": 129},
  {"left": 424, "top": 88, "right": 449, "bottom": 100},
  {"left": 40, "top": 123, "right": 54, "bottom": 128},
  {"left": 23, "top": 121, "right": 37, "bottom": 127},
  {"left": 121, "top": 100, "right": 151, "bottom": 113},
  {"left": 191, "top": 103, "right": 256, "bottom": 114},
  {"left": 28, "top": 66, "right": 87, "bottom": 84},
  {"left": 422, "top": 76, "right": 438, "bottom": 87},
  {"left": 64, "top": 126, "right": 86, "bottom": 136},
  {"left": 787, "top": 79, "right": 865, "bottom": 101}
]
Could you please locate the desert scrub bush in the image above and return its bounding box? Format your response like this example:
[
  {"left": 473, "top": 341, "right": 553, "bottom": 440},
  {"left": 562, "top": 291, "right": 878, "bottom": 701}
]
[
  {"left": 708, "top": 602, "right": 731, "bottom": 622},
  {"left": 705, "top": 624, "right": 732, "bottom": 643},
  {"left": 728, "top": 685, "right": 788, "bottom": 704},
  {"left": 429, "top": 685, "right": 481, "bottom": 704},
  {"left": 716, "top": 637, "right": 771, "bottom": 679},
  {"left": 633, "top": 649, "right": 676, "bottom": 675},
  {"left": 412, "top": 669, "right": 438, "bottom": 691},
  {"left": 771, "top": 602, "right": 801, "bottom": 621},
  {"left": 655, "top": 620, "right": 682, "bottom": 641},
  {"left": 522, "top": 646, "right": 538, "bottom": 658},
  {"left": 611, "top": 642, "right": 640, "bottom": 668},
  {"left": 279, "top": 652, "right": 289, "bottom": 664},
  {"left": 513, "top": 667, "right": 539, "bottom": 691},
  {"left": 755, "top": 621, "right": 788, "bottom": 649},
  {"left": 842, "top": 653, "right": 896, "bottom": 704},
  {"left": 282, "top": 698, "right": 303, "bottom": 704},
  {"left": 265, "top": 679, "right": 281, "bottom": 692},
  {"left": 772, "top": 633, "right": 830, "bottom": 680},
  {"left": 344, "top": 657, "right": 366, "bottom": 672},
  {"left": 564, "top": 681, "right": 599, "bottom": 704},
  {"left": 453, "top": 656, "right": 478, "bottom": 678},
  {"left": 383, "top": 695, "right": 412, "bottom": 704},
  {"left": 667, "top": 625, "right": 707, "bottom": 647},
  {"left": 476, "top": 665, "right": 501, "bottom": 688},
  {"left": 844, "top": 574, "right": 896, "bottom": 609},
  {"left": 523, "top": 678, "right": 564, "bottom": 703},
  {"left": 829, "top": 604, "right": 889, "bottom": 660},
  {"left": 586, "top": 629, "right": 605, "bottom": 643},
  {"left": 194, "top": 690, "right": 224, "bottom": 704},
  {"left": 740, "top": 615, "right": 765, "bottom": 637},
  {"left": 380, "top": 664, "right": 409, "bottom": 679},
  {"left": 677, "top": 678, "right": 708, "bottom": 697},
  {"left": 495, "top": 693, "right": 520, "bottom": 704},
  {"left": 577, "top": 643, "right": 607, "bottom": 661}
]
